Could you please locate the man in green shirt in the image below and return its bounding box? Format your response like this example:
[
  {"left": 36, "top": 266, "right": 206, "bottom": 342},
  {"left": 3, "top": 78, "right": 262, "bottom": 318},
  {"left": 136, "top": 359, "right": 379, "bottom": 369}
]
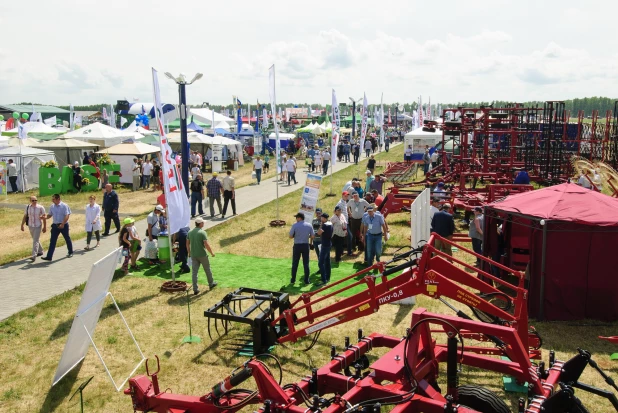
[{"left": 187, "top": 217, "right": 217, "bottom": 295}]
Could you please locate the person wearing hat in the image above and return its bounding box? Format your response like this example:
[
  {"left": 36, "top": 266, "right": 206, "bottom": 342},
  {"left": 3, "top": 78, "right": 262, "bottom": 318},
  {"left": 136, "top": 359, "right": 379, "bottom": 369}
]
[
  {"left": 433, "top": 181, "right": 447, "bottom": 198},
  {"left": 289, "top": 212, "right": 315, "bottom": 284},
  {"left": 206, "top": 172, "right": 224, "bottom": 218},
  {"left": 347, "top": 191, "right": 370, "bottom": 253},
  {"left": 331, "top": 206, "right": 348, "bottom": 262},
  {"left": 187, "top": 217, "right": 217, "bottom": 295},
  {"left": 360, "top": 205, "right": 387, "bottom": 266},
  {"left": 317, "top": 212, "right": 333, "bottom": 284},
  {"left": 469, "top": 206, "right": 484, "bottom": 266},
  {"left": 364, "top": 170, "right": 375, "bottom": 193},
  {"left": 430, "top": 197, "right": 441, "bottom": 222},
  {"left": 431, "top": 203, "right": 455, "bottom": 258}
]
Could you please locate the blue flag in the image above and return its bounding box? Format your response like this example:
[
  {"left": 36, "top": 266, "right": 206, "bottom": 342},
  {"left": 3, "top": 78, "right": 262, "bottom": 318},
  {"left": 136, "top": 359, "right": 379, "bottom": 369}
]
[{"left": 236, "top": 98, "right": 243, "bottom": 135}]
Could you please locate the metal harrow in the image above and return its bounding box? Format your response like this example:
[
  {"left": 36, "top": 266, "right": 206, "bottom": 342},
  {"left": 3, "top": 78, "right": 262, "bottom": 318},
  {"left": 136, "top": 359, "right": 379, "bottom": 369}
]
[{"left": 203, "top": 287, "right": 290, "bottom": 354}]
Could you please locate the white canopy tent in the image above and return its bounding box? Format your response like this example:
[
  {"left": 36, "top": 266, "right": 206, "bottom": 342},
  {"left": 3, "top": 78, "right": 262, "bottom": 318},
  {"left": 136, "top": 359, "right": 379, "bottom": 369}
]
[
  {"left": 2, "top": 122, "right": 65, "bottom": 140},
  {"left": 215, "top": 121, "right": 230, "bottom": 131},
  {"left": 31, "top": 138, "right": 99, "bottom": 167},
  {"left": 0, "top": 146, "right": 56, "bottom": 192},
  {"left": 190, "top": 108, "right": 235, "bottom": 125},
  {"left": 96, "top": 142, "right": 160, "bottom": 184},
  {"left": 64, "top": 122, "right": 135, "bottom": 148},
  {"left": 122, "top": 120, "right": 156, "bottom": 135},
  {"left": 8, "top": 137, "right": 41, "bottom": 147}
]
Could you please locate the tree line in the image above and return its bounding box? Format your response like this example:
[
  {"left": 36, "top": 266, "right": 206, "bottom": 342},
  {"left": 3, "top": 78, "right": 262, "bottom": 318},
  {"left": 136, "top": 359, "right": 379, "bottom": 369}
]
[{"left": 15, "top": 97, "right": 618, "bottom": 117}]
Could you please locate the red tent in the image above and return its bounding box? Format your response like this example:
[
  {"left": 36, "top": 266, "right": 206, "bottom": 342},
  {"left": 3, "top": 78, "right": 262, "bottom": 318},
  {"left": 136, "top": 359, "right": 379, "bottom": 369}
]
[{"left": 484, "top": 183, "right": 618, "bottom": 321}]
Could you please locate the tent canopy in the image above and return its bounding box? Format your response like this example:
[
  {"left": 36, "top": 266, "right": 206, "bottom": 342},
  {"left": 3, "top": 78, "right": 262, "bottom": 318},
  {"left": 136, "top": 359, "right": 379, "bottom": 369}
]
[
  {"left": 96, "top": 142, "right": 160, "bottom": 156},
  {"left": 489, "top": 183, "right": 618, "bottom": 227},
  {"left": 31, "top": 138, "right": 99, "bottom": 167},
  {"left": 122, "top": 121, "right": 156, "bottom": 135},
  {"left": 0, "top": 146, "right": 56, "bottom": 191},
  {"left": 169, "top": 132, "right": 238, "bottom": 146},
  {"left": 190, "top": 108, "right": 235, "bottom": 124},
  {"left": 64, "top": 122, "right": 135, "bottom": 147}
]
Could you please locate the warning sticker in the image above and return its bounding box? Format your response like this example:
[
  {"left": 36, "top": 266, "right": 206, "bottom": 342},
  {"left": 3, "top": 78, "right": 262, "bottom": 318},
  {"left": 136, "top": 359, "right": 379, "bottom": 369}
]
[
  {"left": 305, "top": 317, "right": 340, "bottom": 334},
  {"left": 358, "top": 303, "right": 370, "bottom": 312},
  {"left": 426, "top": 284, "right": 437, "bottom": 295}
]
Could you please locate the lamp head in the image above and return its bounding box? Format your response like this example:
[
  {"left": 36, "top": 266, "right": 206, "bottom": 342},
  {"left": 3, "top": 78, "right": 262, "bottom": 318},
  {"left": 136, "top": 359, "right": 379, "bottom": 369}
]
[
  {"left": 178, "top": 73, "right": 187, "bottom": 83},
  {"left": 164, "top": 72, "right": 175, "bottom": 81}
]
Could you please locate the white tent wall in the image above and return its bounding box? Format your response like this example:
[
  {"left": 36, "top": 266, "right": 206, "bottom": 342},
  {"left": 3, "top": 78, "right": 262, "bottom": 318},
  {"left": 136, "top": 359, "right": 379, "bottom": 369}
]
[
  {"left": 404, "top": 127, "right": 442, "bottom": 155},
  {"left": 109, "top": 155, "right": 142, "bottom": 184},
  {"left": 0, "top": 147, "right": 56, "bottom": 192}
]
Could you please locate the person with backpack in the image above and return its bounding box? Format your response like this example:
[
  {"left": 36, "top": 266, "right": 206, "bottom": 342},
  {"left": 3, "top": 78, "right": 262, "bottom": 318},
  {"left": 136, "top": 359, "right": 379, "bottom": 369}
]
[{"left": 190, "top": 174, "right": 205, "bottom": 217}]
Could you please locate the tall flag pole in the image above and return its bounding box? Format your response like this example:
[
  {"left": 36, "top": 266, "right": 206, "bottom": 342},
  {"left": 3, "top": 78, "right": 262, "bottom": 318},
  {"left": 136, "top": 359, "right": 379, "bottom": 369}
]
[
  {"left": 152, "top": 68, "right": 191, "bottom": 284},
  {"left": 269, "top": 65, "right": 281, "bottom": 221},
  {"left": 359, "top": 93, "right": 368, "bottom": 177},
  {"left": 427, "top": 97, "right": 431, "bottom": 121},
  {"left": 69, "top": 104, "right": 74, "bottom": 130},
  {"left": 236, "top": 97, "right": 242, "bottom": 137}
]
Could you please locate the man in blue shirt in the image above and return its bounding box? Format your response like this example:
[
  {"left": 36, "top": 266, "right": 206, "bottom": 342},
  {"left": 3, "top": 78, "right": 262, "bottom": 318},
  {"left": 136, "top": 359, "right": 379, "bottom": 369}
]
[
  {"left": 431, "top": 203, "right": 455, "bottom": 258},
  {"left": 102, "top": 183, "right": 120, "bottom": 235},
  {"left": 307, "top": 147, "right": 316, "bottom": 172},
  {"left": 41, "top": 194, "right": 74, "bottom": 261},
  {"left": 360, "top": 206, "right": 387, "bottom": 266},
  {"left": 317, "top": 212, "right": 333, "bottom": 284},
  {"left": 513, "top": 168, "right": 530, "bottom": 185},
  {"left": 289, "top": 212, "right": 315, "bottom": 284},
  {"left": 343, "top": 142, "right": 351, "bottom": 162}
]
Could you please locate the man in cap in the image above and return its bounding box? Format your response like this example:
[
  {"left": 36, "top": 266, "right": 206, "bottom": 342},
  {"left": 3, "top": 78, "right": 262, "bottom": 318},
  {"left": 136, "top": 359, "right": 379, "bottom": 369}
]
[
  {"left": 360, "top": 205, "right": 388, "bottom": 266},
  {"left": 430, "top": 197, "right": 441, "bottom": 222},
  {"left": 147, "top": 204, "right": 165, "bottom": 242},
  {"left": 187, "top": 217, "right": 217, "bottom": 295},
  {"left": 190, "top": 174, "right": 205, "bottom": 217},
  {"left": 431, "top": 203, "right": 455, "bottom": 258},
  {"left": 347, "top": 191, "right": 370, "bottom": 254},
  {"left": 433, "top": 181, "right": 447, "bottom": 198},
  {"left": 206, "top": 172, "right": 224, "bottom": 217},
  {"left": 311, "top": 208, "right": 323, "bottom": 261},
  {"left": 289, "top": 212, "right": 315, "bottom": 284},
  {"left": 317, "top": 212, "right": 333, "bottom": 284}
]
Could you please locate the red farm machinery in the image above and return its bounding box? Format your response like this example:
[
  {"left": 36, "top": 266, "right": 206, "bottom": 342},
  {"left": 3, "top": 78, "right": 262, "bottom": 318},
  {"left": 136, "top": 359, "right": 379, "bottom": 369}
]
[{"left": 125, "top": 234, "right": 618, "bottom": 413}]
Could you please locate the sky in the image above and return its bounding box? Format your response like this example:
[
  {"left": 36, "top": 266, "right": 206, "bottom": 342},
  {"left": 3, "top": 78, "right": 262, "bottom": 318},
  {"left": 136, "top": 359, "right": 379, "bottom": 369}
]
[{"left": 1, "top": 0, "right": 617, "bottom": 107}]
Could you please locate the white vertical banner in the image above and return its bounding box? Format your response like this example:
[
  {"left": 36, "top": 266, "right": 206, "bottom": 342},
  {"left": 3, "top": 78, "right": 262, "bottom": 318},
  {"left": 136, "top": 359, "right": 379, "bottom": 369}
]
[
  {"left": 360, "top": 93, "right": 368, "bottom": 152},
  {"left": 298, "top": 173, "right": 323, "bottom": 224},
  {"left": 262, "top": 108, "right": 268, "bottom": 129},
  {"left": 269, "top": 65, "right": 281, "bottom": 173},
  {"left": 247, "top": 103, "right": 251, "bottom": 126},
  {"left": 331, "top": 89, "right": 340, "bottom": 167},
  {"left": 18, "top": 122, "right": 27, "bottom": 140},
  {"left": 410, "top": 188, "right": 430, "bottom": 249},
  {"left": 419, "top": 96, "right": 424, "bottom": 127},
  {"left": 379, "top": 93, "right": 384, "bottom": 146},
  {"left": 427, "top": 97, "right": 431, "bottom": 121},
  {"left": 70, "top": 103, "right": 74, "bottom": 130},
  {"left": 152, "top": 68, "right": 191, "bottom": 235}
]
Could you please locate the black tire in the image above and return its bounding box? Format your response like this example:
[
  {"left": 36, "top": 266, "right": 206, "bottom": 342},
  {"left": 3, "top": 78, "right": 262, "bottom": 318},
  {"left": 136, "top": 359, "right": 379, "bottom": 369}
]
[{"left": 457, "top": 385, "right": 511, "bottom": 413}]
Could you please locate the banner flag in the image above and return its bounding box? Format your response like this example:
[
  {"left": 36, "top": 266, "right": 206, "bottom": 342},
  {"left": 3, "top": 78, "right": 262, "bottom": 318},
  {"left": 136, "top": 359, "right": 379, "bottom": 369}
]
[
  {"left": 120, "top": 117, "right": 128, "bottom": 127},
  {"left": 427, "top": 96, "right": 431, "bottom": 120},
  {"left": 388, "top": 107, "right": 391, "bottom": 125},
  {"left": 418, "top": 96, "right": 424, "bottom": 127},
  {"left": 236, "top": 97, "right": 242, "bottom": 134},
  {"left": 110, "top": 104, "right": 116, "bottom": 128},
  {"left": 18, "top": 122, "right": 27, "bottom": 140},
  {"left": 31, "top": 104, "right": 41, "bottom": 122},
  {"left": 74, "top": 115, "right": 82, "bottom": 126},
  {"left": 379, "top": 93, "right": 384, "bottom": 145},
  {"left": 151, "top": 68, "right": 190, "bottom": 235},
  {"left": 269, "top": 65, "right": 281, "bottom": 173},
  {"left": 263, "top": 108, "right": 268, "bottom": 129},
  {"left": 44, "top": 116, "right": 57, "bottom": 126},
  {"left": 298, "top": 173, "right": 323, "bottom": 224},
  {"left": 437, "top": 104, "right": 442, "bottom": 119},
  {"left": 331, "top": 89, "right": 340, "bottom": 167},
  {"left": 102, "top": 107, "right": 108, "bottom": 121},
  {"left": 359, "top": 92, "right": 368, "bottom": 152},
  {"left": 70, "top": 104, "right": 74, "bottom": 130},
  {"left": 247, "top": 103, "right": 251, "bottom": 126}
]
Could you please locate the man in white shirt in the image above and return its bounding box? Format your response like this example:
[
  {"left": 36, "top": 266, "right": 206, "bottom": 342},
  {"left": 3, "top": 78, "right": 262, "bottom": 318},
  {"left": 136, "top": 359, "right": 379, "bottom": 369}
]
[
  {"left": 322, "top": 150, "right": 331, "bottom": 175},
  {"left": 132, "top": 158, "right": 141, "bottom": 191},
  {"left": 141, "top": 159, "right": 153, "bottom": 189},
  {"left": 404, "top": 145, "right": 412, "bottom": 162},
  {"left": 430, "top": 197, "right": 441, "bottom": 221},
  {"left": 191, "top": 164, "right": 201, "bottom": 181},
  {"left": 430, "top": 150, "right": 439, "bottom": 169},
  {"left": 253, "top": 156, "right": 264, "bottom": 185},
  {"left": 222, "top": 170, "right": 236, "bottom": 218},
  {"left": 286, "top": 157, "right": 297, "bottom": 185},
  {"left": 21, "top": 195, "right": 47, "bottom": 261},
  {"left": 364, "top": 140, "right": 372, "bottom": 157}
]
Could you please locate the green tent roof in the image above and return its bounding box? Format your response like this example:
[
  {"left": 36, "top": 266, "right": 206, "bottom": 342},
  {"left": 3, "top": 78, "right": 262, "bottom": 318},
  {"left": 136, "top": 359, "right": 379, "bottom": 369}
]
[
  {"left": 0, "top": 104, "right": 70, "bottom": 114},
  {"left": 166, "top": 118, "right": 210, "bottom": 128}
]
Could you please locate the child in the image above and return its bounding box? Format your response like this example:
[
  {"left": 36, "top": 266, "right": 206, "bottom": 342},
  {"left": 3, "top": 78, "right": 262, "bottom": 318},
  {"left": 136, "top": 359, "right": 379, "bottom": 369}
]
[
  {"left": 85, "top": 195, "right": 101, "bottom": 250},
  {"left": 119, "top": 218, "right": 133, "bottom": 275},
  {"left": 263, "top": 154, "right": 270, "bottom": 173}
]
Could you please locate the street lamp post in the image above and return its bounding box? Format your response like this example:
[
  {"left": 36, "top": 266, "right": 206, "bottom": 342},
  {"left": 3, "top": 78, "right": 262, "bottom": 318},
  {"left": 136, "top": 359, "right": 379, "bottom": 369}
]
[{"left": 164, "top": 72, "right": 203, "bottom": 196}]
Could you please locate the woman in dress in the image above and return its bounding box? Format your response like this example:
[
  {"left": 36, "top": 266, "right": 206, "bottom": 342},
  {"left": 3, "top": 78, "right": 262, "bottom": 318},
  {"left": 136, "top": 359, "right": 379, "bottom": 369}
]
[{"left": 85, "top": 195, "right": 101, "bottom": 250}]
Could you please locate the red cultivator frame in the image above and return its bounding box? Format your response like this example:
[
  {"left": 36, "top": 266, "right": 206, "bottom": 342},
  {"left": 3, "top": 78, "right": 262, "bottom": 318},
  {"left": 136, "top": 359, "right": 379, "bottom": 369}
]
[{"left": 127, "top": 309, "right": 618, "bottom": 412}]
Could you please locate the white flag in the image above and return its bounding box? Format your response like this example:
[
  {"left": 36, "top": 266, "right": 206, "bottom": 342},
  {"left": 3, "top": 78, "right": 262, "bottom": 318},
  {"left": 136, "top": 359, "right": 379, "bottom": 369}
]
[
  {"left": 74, "top": 115, "right": 82, "bottom": 125},
  {"left": 360, "top": 93, "right": 368, "bottom": 152},
  {"left": 44, "top": 116, "right": 57, "bottom": 126},
  {"left": 379, "top": 93, "right": 384, "bottom": 145},
  {"left": 70, "top": 104, "right": 74, "bottom": 130},
  {"left": 31, "top": 105, "right": 41, "bottom": 122},
  {"left": 331, "top": 89, "right": 340, "bottom": 167},
  {"left": 419, "top": 96, "right": 424, "bottom": 126},
  {"left": 18, "top": 122, "right": 27, "bottom": 140},
  {"left": 152, "top": 68, "right": 191, "bottom": 235},
  {"left": 269, "top": 65, "right": 281, "bottom": 173},
  {"left": 262, "top": 108, "right": 269, "bottom": 129},
  {"left": 120, "top": 116, "right": 128, "bottom": 127}
]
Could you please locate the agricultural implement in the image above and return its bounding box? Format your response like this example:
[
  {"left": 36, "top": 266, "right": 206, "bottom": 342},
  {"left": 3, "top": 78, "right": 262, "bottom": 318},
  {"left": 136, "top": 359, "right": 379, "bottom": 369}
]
[
  {"left": 204, "top": 234, "right": 541, "bottom": 358},
  {"left": 126, "top": 313, "right": 618, "bottom": 412}
]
